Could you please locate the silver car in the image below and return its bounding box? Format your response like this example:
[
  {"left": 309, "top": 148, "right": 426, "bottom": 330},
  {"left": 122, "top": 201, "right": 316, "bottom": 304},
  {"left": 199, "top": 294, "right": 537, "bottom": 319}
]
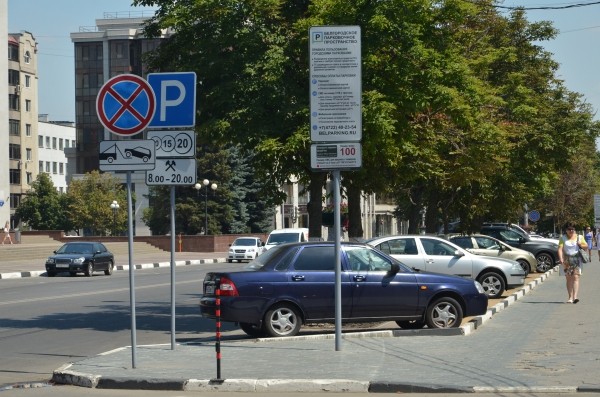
[
  {"left": 367, "top": 235, "right": 525, "bottom": 298},
  {"left": 449, "top": 234, "right": 538, "bottom": 275}
]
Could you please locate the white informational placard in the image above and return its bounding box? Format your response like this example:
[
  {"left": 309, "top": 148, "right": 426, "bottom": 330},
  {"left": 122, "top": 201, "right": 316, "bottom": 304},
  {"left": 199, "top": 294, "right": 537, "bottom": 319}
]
[
  {"left": 309, "top": 26, "right": 362, "bottom": 143},
  {"left": 99, "top": 140, "right": 156, "bottom": 171},
  {"left": 310, "top": 142, "right": 362, "bottom": 170},
  {"left": 146, "top": 158, "right": 197, "bottom": 185},
  {"left": 147, "top": 130, "right": 196, "bottom": 158}
]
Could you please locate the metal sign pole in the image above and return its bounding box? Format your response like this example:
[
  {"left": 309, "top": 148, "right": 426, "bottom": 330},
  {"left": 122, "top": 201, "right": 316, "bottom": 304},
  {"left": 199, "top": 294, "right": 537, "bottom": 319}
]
[
  {"left": 127, "top": 171, "right": 137, "bottom": 368},
  {"left": 170, "top": 186, "right": 176, "bottom": 350},
  {"left": 333, "top": 170, "right": 342, "bottom": 351}
]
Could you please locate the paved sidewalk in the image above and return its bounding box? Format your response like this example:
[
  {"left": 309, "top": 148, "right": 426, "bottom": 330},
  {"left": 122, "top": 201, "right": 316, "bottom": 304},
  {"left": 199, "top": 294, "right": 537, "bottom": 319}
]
[{"left": 50, "top": 257, "right": 600, "bottom": 393}]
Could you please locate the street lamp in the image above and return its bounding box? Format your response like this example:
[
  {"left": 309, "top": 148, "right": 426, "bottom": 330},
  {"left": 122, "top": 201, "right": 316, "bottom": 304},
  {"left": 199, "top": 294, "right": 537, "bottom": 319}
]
[
  {"left": 110, "top": 200, "right": 119, "bottom": 236},
  {"left": 195, "top": 179, "right": 217, "bottom": 234}
]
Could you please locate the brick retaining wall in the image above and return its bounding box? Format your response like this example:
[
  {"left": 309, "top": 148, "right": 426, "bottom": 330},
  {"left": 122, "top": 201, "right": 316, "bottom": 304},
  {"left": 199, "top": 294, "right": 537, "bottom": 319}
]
[{"left": 20, "top": 231, "right": 269, "bottom": 252}]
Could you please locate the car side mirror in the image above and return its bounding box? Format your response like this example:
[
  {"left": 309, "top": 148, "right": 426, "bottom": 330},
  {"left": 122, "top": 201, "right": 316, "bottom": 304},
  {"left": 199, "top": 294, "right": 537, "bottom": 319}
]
[
  {"left": 519, "top": 237, "right": 527, "bottom": 243},
  {"left": 454, "top": 250, "right": 465, "bottom": 257},
  {"left": 388, "top": 263, "right": 400, "bottom": 275}
]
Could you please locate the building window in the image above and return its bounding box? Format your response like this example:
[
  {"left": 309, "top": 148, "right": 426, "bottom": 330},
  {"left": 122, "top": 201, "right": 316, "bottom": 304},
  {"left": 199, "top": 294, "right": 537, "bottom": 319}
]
[
  {"left": 10, "top": 194, "right": 20, "bottom": 209},
  {"left": 8, "top": 69, "right": 19, "bottom": 85},
  {"left": 9, "top": 169, "right": 20, "bottom": 184},
  {"left": 24, "top": 50, "right": 31, "bottom": 63},
  {"left": 25, "top": 75, "right": 31, "bottom": 87},
  {"left": 9, "top": 144, "right": 21, "bottom": 160},
  {"left": 52, "top": 162, "right": 58, "bottom": 174},
  {"left": 26, "top": 172, "right": 33, "bottom": 185},
  {"left": 59, "top": 138, "right": 64, "bottom": 150},
  {"left": 59, "top": 163, "right": 64, "bottom": 174},
  {"left": 72, "top": 140, "right": 76, "bottom": 147},
  {"left": 9, "top": 120, "right": 20, "bottom": 136},
  {"left": 26, "top": 148, "right": 32, "bottom": 161},
  {"left": 39, "top": 161, "right": 43, "bottom": 173},
  {"left": 25, "top": 99, "right": 31, "bottom": 111},
  {"left": 38, "top": 136, "right": 44, "bottom": 147},
  {"left": 8, "top": 44, "right": 19, "bottom": 61},
  {"left": 52, "top": 137, "right": 57, "bottom": 149},
  {"left": 64, "top": 140, "right": 69, "bottom": 148},
  {"left": 45, "top": 162, "right": 50, "bottom": 173},
  {"left": 46, "top": 137, "right": 50, "bottom": 148},
  {"left": 26, "top": 124, "right": 32, "bottom": 137},
  {"left": 9, "top": 94, "right": 19, "bottom": 110}
]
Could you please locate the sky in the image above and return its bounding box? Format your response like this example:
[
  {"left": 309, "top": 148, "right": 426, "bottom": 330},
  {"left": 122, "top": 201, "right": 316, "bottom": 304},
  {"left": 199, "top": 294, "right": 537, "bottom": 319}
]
[{"left": 7, "top": 0, "right": 600, "bottom": 122}]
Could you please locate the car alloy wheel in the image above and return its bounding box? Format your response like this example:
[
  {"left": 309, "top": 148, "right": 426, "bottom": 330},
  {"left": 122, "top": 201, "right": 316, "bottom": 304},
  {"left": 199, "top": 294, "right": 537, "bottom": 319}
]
[
  {"left": 517, "top": 259, "right": 530, "bottom": 276},
  {"left": 85, "top": 262, "right": 94, "bottom": 277},
  {"left": 426, "top": 297, "right": 463, "bottom": 329},
  {"left": 536, "top": 253, "right": 554, "bottom": 273},
  {"left": 104, "top": 261, "right": 114, "bottom": 276},
  {"left": 264, "top": 303, "right": 302, "bottom": 337},
  {"left": 477, "top": 271, "right": 505, "bottom": 299}
]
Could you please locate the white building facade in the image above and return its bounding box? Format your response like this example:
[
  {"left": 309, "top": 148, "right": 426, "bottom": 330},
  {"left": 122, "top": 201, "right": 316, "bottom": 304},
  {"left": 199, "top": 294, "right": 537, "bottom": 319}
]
[{"left": 37, "top": 118, "right": 76, "bottom": 193}]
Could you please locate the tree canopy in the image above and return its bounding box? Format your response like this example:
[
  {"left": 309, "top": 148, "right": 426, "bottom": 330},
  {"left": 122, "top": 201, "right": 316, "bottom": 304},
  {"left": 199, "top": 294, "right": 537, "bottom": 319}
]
[{"left": 133, "top": 0, "right": 600, "bottom": 235}]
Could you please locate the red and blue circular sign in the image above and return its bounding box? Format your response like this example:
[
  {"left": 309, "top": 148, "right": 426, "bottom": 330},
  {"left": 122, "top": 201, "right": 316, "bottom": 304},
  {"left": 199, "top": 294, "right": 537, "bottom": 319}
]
[{"left": 96, "top": 74, "right": 156, "bottom": 136}]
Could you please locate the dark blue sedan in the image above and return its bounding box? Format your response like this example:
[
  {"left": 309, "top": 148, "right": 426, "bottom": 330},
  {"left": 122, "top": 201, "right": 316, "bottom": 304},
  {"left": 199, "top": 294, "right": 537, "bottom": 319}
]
[{"left": 200, "top": 242, "right": 488, "bottom": 337}]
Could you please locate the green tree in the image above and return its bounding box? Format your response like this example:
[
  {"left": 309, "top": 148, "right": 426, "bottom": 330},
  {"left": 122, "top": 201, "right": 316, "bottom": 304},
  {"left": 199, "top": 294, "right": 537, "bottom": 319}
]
[
  {"left": 15, "top": 173, "right": 72, "bottom": 231},
  {"left": 66, "top": 171, "right": 128, "bottom": 236}
]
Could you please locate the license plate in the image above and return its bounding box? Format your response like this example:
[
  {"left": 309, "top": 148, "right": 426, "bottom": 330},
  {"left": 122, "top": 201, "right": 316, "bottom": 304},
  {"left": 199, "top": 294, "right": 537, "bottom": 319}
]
[
  {"left": 56, "top": 264, "right": 69, "bottom": 268},
  {"left": 205, "top": 285, "right": 215, "bottom": 295}
]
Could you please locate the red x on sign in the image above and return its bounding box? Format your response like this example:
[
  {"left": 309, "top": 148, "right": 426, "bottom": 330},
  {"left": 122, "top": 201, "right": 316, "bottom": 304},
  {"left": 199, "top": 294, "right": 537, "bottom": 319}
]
[{"left": 96, "top": 74, "right": 156, "bottom": 136}]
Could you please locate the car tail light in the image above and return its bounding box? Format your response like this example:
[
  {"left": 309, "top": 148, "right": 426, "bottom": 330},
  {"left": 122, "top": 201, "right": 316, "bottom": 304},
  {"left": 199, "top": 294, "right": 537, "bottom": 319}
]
[{"left": 218, "top": 277, "right": 239, "bottom": 297}]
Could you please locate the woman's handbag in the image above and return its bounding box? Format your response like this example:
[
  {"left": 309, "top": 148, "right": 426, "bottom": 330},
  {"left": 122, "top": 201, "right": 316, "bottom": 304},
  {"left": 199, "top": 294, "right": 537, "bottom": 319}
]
[{"left": 577, "top": 235, "right": 590, "bottom": 263}]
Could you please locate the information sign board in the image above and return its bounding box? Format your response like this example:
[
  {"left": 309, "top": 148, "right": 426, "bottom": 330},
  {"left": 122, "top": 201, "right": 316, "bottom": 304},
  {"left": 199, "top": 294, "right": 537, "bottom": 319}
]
[
  {"left": 146, "top": 158, "right": 197, "bottom": 186},
  {"left": 147, "top": 130, "right": 195, "bottom": 159},
  {"left": 99, "top": 140, "right": 155, "bottom": 171},
  {"left": 310, "top": 143, "right": 362, "bottom": 170},
  {"left": 309, "top": 26, "right": 362, "bottom": 142}
]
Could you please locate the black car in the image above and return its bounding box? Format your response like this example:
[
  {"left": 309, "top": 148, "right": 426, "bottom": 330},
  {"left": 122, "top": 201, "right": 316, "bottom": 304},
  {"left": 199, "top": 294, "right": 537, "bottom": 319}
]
[
  {"left": 45, "top": 242, "right": 115, "bottom": 277},
  {"left": 479, "top": 223, "right": 558, "bottom": 272}
]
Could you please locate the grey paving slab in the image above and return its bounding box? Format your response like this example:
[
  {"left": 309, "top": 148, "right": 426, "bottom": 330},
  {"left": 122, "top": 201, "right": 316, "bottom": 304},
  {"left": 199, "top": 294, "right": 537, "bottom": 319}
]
[{"left": 51, "top": 255, "right": 600, "bottom": 392}]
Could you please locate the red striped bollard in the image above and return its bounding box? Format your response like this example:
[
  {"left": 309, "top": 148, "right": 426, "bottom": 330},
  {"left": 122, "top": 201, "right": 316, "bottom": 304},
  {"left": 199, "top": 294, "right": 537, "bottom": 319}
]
[{"left": 212, "top": 277, "right": 223, "bottom": 383}]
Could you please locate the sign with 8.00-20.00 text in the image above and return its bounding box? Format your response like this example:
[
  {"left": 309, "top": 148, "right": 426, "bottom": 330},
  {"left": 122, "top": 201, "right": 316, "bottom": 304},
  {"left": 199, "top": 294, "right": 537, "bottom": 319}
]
[{"left": 309, "top": 26, "right": 361, "bottom": 143}]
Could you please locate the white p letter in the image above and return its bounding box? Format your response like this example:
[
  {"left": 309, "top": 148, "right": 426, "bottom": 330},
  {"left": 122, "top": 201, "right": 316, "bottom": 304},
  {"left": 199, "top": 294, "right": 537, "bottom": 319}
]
[{"left": 160, "top": 80, "right": 185, "bottom": 121}]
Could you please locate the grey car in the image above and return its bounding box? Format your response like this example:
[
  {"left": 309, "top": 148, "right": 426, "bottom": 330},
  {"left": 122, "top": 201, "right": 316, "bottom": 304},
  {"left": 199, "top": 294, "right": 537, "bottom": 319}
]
[{"left": 367, "top": 235, "right": 525, "bottom": 298}]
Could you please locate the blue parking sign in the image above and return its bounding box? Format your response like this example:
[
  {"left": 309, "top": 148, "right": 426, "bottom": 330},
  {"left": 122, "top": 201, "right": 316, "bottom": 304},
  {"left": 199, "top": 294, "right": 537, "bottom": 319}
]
[{"left": 147, "top": 72, "right": 196, "bottom": 128}]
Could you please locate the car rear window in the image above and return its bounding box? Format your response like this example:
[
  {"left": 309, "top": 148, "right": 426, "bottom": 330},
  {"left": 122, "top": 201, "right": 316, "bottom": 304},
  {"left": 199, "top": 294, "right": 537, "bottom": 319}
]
[{"left": 293, "top": 246, "right": 335, "bottom": 271}]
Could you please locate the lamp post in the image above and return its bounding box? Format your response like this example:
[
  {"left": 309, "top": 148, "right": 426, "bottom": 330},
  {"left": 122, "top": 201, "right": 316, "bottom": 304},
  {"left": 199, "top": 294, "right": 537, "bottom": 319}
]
[
  {"left": 110, "top": 200, "right": 119, "bottom": 236},
  {"left": 195, "top": 179, "right": 217, "bottom": 234}
]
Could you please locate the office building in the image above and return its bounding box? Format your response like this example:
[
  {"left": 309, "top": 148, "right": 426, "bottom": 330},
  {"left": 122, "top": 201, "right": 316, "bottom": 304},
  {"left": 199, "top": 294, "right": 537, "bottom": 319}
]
[{"left": 6, "top": 29, "right": 39, "bottom": 227}]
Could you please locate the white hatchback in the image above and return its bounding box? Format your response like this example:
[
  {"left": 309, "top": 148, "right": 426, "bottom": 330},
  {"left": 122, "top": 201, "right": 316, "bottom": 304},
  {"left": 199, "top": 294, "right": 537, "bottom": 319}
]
[{"left": 227, "top": 237, "right": 265, "bottom": 263}]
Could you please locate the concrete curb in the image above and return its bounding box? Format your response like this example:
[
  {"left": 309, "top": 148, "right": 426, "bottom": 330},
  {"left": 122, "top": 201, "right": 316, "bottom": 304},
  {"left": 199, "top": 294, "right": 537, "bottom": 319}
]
[
  {"left": 0, "top": 258, "right": 226, "bottom": 280},
  {"left": 51, "top": 266, "right": 563, "bottom": 392}
]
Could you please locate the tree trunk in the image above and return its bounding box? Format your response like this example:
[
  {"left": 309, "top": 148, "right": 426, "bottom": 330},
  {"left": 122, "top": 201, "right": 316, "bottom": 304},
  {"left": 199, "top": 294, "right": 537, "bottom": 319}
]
[
  {"left": 307, "top": 173, "right": 326, "bottom": 239},
  {"left": 347, "top": 184, "right": 363, "bottom": 239}
]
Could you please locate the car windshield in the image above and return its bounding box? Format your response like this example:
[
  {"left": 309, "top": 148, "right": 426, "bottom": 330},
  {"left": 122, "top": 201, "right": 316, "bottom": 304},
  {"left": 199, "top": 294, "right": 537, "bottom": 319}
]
[
  {"left": 233, "top": 238, "right": 257, "bottom": 246},
  {"left": 56, "top": 243, "right": 93, "bottom": 254},
  {"left": 267, "top": 233, "right": 299, "bottom": 245}
]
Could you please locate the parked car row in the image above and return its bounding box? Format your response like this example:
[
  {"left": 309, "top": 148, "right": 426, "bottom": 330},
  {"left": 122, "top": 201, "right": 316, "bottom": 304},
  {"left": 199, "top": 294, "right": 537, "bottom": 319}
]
[
  {"left": 201, "top": 241, "right": 489, "bottom": 337},
  {"left": 200, "top": 223, "right": 560, "bottom": 338}
]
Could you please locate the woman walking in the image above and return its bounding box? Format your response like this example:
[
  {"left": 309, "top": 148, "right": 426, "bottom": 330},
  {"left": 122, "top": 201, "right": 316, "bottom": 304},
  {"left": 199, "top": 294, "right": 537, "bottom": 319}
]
[
  {"left": 557, "top": 222, "right": 587, "bottom": 304},
  {"left": 585, "top": 226, "right": 593, "bottom": 258},
  {"left": 2, "top": 221, "right": 12, "bottom": 245}
]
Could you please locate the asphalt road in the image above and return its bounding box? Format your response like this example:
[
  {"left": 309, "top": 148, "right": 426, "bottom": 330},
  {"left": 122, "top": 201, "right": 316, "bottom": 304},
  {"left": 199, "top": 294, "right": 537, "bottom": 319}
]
[{"left": 0, "top": 262, "right": 247, "bottom": 388}]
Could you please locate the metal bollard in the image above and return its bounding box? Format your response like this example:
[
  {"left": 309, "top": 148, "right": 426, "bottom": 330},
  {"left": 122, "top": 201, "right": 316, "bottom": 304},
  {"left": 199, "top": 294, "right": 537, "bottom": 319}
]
[{"left": 211, "top": 277, "right": 224, "bottom": 383}]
